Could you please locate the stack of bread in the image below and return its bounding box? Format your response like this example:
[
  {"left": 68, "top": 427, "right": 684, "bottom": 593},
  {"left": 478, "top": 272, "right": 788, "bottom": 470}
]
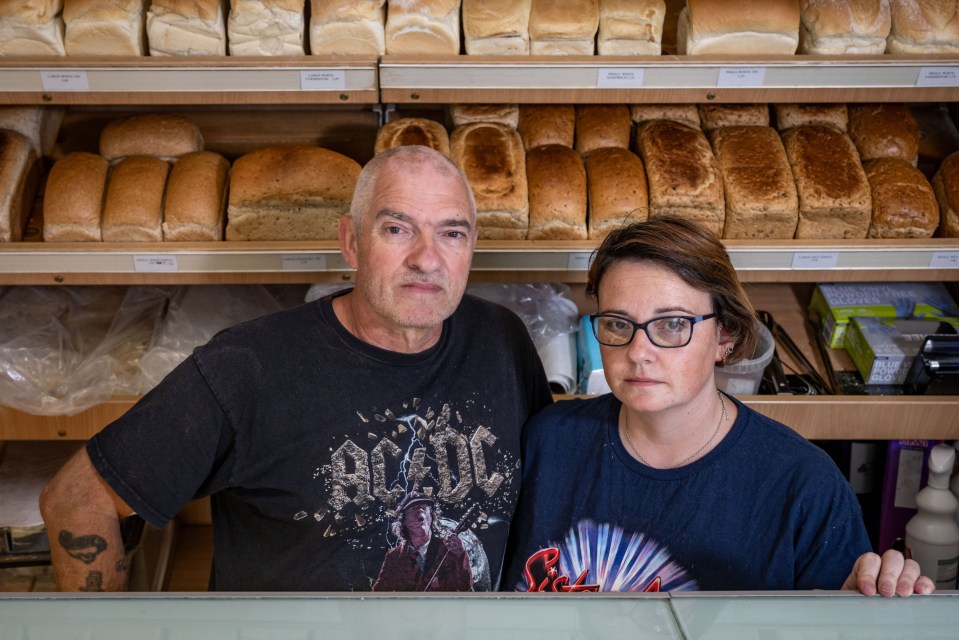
[
  {"left": 385, "top": 0, "right": 461, "bottom": 55},
  {"left": 228, "top": 0, "right": 305, "bottom": 55},
  {"left": 309, "top": 0, "right": 385, "bottom": 56},
  {"left": 146, "top": 0, "right": 227, "bottom": 56},
  {"left": 63, "top": 0, "right": 147, "bottom": 55},
  {"left": 0, "top": 0, "right": 66, "bottom": 55}
]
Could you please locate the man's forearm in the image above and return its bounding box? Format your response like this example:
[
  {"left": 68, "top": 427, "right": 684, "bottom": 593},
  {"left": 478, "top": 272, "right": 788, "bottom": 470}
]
[{"left": 47, "top": 519, "right": 128, "bottom": 591}]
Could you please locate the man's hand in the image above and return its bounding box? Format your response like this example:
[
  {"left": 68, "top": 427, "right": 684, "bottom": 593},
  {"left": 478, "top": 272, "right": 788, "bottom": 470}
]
[{"left": 841, "top": 550, "right": 936, "bottom": 596}]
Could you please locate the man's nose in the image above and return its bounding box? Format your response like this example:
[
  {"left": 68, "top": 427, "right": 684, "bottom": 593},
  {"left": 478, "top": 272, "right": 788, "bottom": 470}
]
[{"left": 407, "top": 233, "right": 441, "bottom": 272}]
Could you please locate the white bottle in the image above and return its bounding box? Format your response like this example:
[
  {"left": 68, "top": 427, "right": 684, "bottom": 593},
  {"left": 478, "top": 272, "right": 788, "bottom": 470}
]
[
  {"left": 905, "top": 444, "right": 959, "bottom": 589},
  {"left": 952, "top": 441, "right": 959, "bottom": 528}
]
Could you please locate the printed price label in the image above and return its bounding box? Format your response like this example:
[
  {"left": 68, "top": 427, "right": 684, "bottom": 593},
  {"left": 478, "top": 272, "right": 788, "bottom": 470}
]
[
  {"left": 791, "top": 252, "right": 839, "bottom": 269},
  {"left": 567, "top": 252, "right": 592, "bottom": 270},
  {"left": 917, "top": 67, "right": 959, "bottom": 87},
  {"left": 929, "top": 251, "right": 959, "bottom": 268},
  {"left": 597, "top": 68, "right": 645, "bottom": 88},
  {"left": 300, "top": 70, "right": 346, "bottom": 91},
  {"left": 282, "top": 254, "right": 328, "bottom": 271},
  {"left": 40, "top": 70, "right": 89, "bottom": 92},
  {"left": 133, "top": 255, "right": 178, "bottom": 273},
  {"left": 717, "top": 67, "right": 766, "bottom": 88}
]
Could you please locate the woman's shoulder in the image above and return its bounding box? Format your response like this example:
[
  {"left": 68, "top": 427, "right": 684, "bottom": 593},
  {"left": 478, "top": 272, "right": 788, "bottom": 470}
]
[
  {"left": 526, "top": 394, "right": 616, "bottom": 436},
  {"left": 735, "top": 401, "right": 844, "bottom": 474}
]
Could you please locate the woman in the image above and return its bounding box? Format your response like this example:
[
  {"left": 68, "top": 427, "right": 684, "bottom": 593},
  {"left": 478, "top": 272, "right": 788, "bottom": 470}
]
[{"left": 503, "top": 215, "right": 932, "bottom": 595}]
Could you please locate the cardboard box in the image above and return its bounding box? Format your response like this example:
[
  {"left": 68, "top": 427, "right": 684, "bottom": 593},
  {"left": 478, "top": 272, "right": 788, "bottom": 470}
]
[
  {"left": 577, "top": 315, "right": 611, "bottom": 395},
  {"left": 844, "top": 316, "right": 959, "bottom": 385}
]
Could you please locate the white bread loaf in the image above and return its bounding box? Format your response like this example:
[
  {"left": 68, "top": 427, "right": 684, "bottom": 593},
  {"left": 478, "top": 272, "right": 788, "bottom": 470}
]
[
  {"left": 0, "top": 0, "right": 66, "bottom": 55},
  {"left": 450, "top": 104, "right": 519, "bottom": 128},
  {"left": 518, "top": 105, "right": 575, "bottom": 149},
  {"left": 385, "top": 0, "right": 461, "bottom": 55},
  {"left": 309, "top": 0, "right": 385, "bottom": 55},
  {"left": 848, "top": 103, "right": 919, "bottom": 165},
  {"left": 677, "top": 0, "right": 800, "bottom": 54},
  {"left": 526, "top": 144, "right": 587, "bottom": 240},
  {"left": 934, "top": 151, "right": 959, "bottom": 237},
  {"left": 0, "top": 106, "right": 65, "bottom": 158},
  {"left": 887, "top": 0, "right": 959, "bottom": 53},
  {"left": 462, "top": 0, "right": 531, "bottom": 54},
  {"left": 597, "top": 0, "right": 665, "bottom": 55},
  {"left": 101, "top": 155, "right": 169, "bottom": 242},
  {"left": 629, "top": 104, "right": 701, "bottom": 128},
  {"left": 0, "top": 129, "right": 39, "bottom": 242},
  {"left": 529, "top": 0, "right": 599, "bottom": 54},
  {"left": 63, "top": 0, "right": 147, "bottom": 55},
  {"left": 228, "top": 0, "right": 305, "bottom": 55},
  {"left": 698, "top": 104, "right": 770, "bottom": 131},
  {"left": 864, "top": 157, "right": 939, "bottom": 238},
  {"left": 450, "top": 122, "right": 529, "bottom": 240},
  {"left": 585, "top": 146, "right": 648, "bottom": 240},
  {"left": 99, "top": 114, "right": 204, "bottom": 162},
  {"left": 798, "top": 0, "right": 891, "bottom": 54},
  {"left": 163, "top": 151, "right": 229, "bottom": 241},
  {"left": 709, "top": 126, "right": 799, "bottom": 239},
  {"left": 574, "top": 104, "right": 631, "bottom": 156},
  {"left": 42, "top": 151, "right": 108, "bottom": 242},
  {"left": 774, "top": 103, "right": 848, "bottom": 131},
  {"left": 374, "top": 117, "right": 450, "bottom": 156},
  {"left": 226, "top": 145, "right": 360, "bottom": 241},
  {"left": 147, "top": 0, "right": 227, "bottom": 55}
]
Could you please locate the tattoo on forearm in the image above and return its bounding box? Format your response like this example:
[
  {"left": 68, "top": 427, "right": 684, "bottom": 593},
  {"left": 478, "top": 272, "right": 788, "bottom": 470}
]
[
  {"left": 79, "top": 571, "right": 104, "bottom": 592},
  {"left": 58, "top": 530, "right": 108, "bottom": 564},
  {"left": 116, "top": 558, "right": 127, "bottom": 573}
]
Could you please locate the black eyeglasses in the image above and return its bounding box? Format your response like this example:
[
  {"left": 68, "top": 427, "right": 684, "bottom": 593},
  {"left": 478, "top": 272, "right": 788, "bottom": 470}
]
[{"left": 590, "top": 313, "right": 717, "bottom": 348}]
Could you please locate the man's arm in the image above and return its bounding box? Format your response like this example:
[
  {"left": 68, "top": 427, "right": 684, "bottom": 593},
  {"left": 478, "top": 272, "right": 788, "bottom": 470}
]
[
  {"left": 39, "top": 447, "right": 135, "bottom": 591},
  {"left": 842, "top": 550, "right": 936, "bottom": 596}
]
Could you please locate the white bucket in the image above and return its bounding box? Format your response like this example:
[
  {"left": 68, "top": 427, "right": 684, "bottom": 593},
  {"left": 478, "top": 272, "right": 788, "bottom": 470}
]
[{"left": 714, "top": 322, "right": 775, "bottom": 395}]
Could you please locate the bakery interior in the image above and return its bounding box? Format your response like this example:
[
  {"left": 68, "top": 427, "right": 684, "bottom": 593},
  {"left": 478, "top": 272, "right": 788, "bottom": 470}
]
[{"left": 1, "top": 0, "right": 959, "bottom": 634}]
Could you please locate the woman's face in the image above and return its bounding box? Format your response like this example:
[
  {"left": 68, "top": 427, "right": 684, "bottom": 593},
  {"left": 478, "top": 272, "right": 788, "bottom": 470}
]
[{"left": 596, "top": 260, "right": 733, "bottom": 416}]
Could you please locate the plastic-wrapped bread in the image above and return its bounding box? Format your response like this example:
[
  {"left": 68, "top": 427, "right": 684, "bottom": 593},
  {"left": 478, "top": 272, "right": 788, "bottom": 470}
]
[
  {"left": 42, "top": 152, "right": 108, "bottom": 242},
  {"left": 798, "top": 0, "right": 891, "bottom": 54},
  {"left": 698, "top": 104, "right": 770, "bottom": 131},
  {"left": 518, "top": 105, "right": 575, "bottom": 149},
  {"left": 629, "top": 104, "right": 701, "bottom": 128},
  {"left": 63, "top": 0, "right": 147, "bottom": 55},
  {"left": 574, "top": 105, "right": 631, "bottom": 157},
  {"left": 677, "top": 0, "right": 800, "bottom": 54},
  {"left": 385, "top": 0, "right": 461, "bottom": 55},
  {"left": 228, "top": 0, "right": 305, "bottom": 55},
  {"left": 0, "top": 106, "right": 65, "bottom": 158},
  {"left": 848, "top": 104, "right": 919, "bottom": 166},
  {"left": 450, "top": 105, "right": 520, "bottom": 129},
  {"left": 529, "top": 0, "right": 599, "bottom": 54},
  {"left": 0, "top": 0, "right": 66, "bottom": 55},
  {"left": 462, "top": 0, "right": 531, "bottom": 54},
  {"left": 147, "top": 0, "right": 227, "bottom": 55},
  {"left": 309, "top": 0, "right": 385, "bottom": 55},
  {"left": 162, "top": 151, "right": 230, "bottom": 241},
  {"left": 526, "top": 144, "right": 587, "bottom": 240},
  {"left": 0, "top": 129, "right": 39, "bottom": 242},
  {"left": 374, "top": 118, "right": 450, "bottom": 156},
  {"left": 774, "top": 103, "right": 848, "bottom": 132},
  {"left": 99, "top": 114, "right": 204, "bottom": 163},
  {"left": 887, "top": 0, "right": 959, "bottom": 53},
  {"left": 585, "top": 147, "right": 648, "bottom": 240},
  {"left": 597, "top": 0, "right": 665, "bottom": 55},
  {"left": 934, "top": 151, "right": 959, "bottom": 237},
  {"left": 101, "top": 155, "right": 169, "bottom": 242},
  {"left": 864, "top": 157, "right": 938, "bottom": 238}
]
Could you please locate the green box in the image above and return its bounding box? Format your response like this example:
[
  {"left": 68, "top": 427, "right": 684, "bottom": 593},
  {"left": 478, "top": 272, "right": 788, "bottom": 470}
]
[{"left": 844, "top": 316, "right": 959, "bottom": 385}]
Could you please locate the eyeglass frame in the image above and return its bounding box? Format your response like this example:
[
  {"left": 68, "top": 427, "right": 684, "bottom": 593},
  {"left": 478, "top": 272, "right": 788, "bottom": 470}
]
[{"left": 589, "top": 312, "right": 718, "bottom": 348}]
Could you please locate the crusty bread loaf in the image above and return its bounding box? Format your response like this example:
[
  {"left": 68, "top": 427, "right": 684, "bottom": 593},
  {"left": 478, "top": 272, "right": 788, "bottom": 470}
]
[
  {"left": 574, "top": 105, "right": 631, "bottom": 157},
  {"left": 887, "top": 0, "right": 959, "bottom": 53},
  {"left": 698, "top": 104, "right": 770, "bottom": 131},
  {"left": 914, "top": 104, "right": 959, "bottom": 170},
  {"left": 228, "top": 0, "right": 305, "bottom": 55},
  {"left": 633, "top": 119, "right": 725, "bottom": 235},
  {"left": 101, "top": 155, "right": 169, "bottom": 242},
  {"left": 450, "top": 122, "right": 529, "bottom": 240},
  {"left": 374, "top": 117, "right": 450, "bottom": 156},
  {"left": 385, "top": 0, "right": 461, "bottom": 55},
  {"left": 0, "top": 0, "right": 66, "bottom": 55},
  {"left": 597, "top": 0, "right": 665, "bottom": 55},
  {"left": 0, "top": 106, "right": 65, "bottom": 158},
  {"left": 774, "top": 103, "right": 848, "bottom": 132},
  {"left": 710, "top": 126, "right": 799, "bottom": 239},
  {"left": 934, "top": 151, "right": 959, "bottom": 237},
  {"left": 629, "top": 104, "right": 701, "bottom": 128},
  {"left": 864, "top": 157, "right": 939, "bottom": 238},
  {"left": 518, "top": 105, "right": 575, "bottom": 149},
  {"left": 848, "top": 104, "right": 919, "bottom": 165},
  {"left": 99, "top": 114, "right": 204, "bottom": 162},
  {"left": 0, "top": 129, "right": 39, "bottom": 242},
  {"left": 798, "top": 0, "right": 891, "bottom": 53},
  {"left": 585, "top": 146, "right": 648, "bottom": 240},
  {"left": 526, "top": 145, "right": 587, "bottom": 240},
  {"left": 147, "top": 0, "right": 227, "bottom": 55},
  {"left": 63, "top": 0, "right": 147, "bottom": 55},
  {"left": 782, "top": 125, "right": 872, "bottom": 239},
  {"left": 226, "top": 145, "right": 360, "bottom": 241},
  {"left": 42, "top": 152, "right": 108, "bottom": 242},
  {"left": 309, "top": 0, "right": 385, "bottom": 55},
  {"left": 677, "top": 0, "right": 800, "bottom": 54},
  {"left": 529, "top": 0, "right": 599, "bottom": 54},
  {"left": 462, "top": 0, "right": 531, "bottom": 54},
  {"left": 162, "top": 151, "right": 229, "bottom": 241},
  {"left": 450, "top": 104, "right": 520, "bottom": 128}
]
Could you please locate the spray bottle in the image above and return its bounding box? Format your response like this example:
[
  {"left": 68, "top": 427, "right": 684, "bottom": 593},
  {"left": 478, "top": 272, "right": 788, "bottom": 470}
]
[{"left": 905, "top": 443, "right": 959, "bottom": 589}]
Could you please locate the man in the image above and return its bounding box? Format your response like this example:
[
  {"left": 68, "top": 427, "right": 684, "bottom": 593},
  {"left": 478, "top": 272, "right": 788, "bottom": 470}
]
[{"left": 40, "top": 145, "right": 554, "bottom": 591}]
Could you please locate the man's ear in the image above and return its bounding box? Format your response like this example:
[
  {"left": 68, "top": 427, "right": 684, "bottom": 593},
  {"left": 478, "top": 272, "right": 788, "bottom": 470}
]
[{"left": 339, "top": 215, "right": 359, "bottom": 270}]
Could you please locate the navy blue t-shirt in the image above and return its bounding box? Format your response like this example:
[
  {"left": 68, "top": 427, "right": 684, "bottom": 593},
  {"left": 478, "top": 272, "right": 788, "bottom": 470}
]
[{"left": 503, "top": 394, "right": 870, "bottom": 592}]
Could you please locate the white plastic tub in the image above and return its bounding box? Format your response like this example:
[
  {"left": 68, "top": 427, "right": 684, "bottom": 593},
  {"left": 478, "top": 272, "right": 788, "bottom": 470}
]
[{"left": 715, "top": 322, "right": 775, "bottom": 395}]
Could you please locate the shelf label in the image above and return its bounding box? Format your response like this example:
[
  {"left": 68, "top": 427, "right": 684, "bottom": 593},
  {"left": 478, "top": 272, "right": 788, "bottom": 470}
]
[
  {"left": 133, "top": 255, "right": 178, "bottom": 273},
  {"left": 717, "top": 67, "right": 766, "bottom": 88},
  {"left": 597, "top": 68, "right": 645, "bottom": 88},
  {"left": 40, "top": 70, "right": 89, "bottom": 92},
  {"left": 930, "top": 251, "right": 959, "bottom": 268},
  {"left": 791, "top": 252, "right": 838, "bottom": 269},
  {"left": 916, "top": 67, "right": 959, "bottom": 87},
  {"left": 300, "top": 70, "right": 346, "bottom": 91},
  {"left": 282, "top": 254, "right": 327, "bottom": 271},
  {"left": 567, "top": 252, "right": 592, "bottom": 270}
]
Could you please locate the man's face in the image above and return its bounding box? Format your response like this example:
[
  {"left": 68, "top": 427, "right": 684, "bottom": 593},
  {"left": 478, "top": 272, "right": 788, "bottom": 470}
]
[{"left": 403, "top": 504, "right": 433, "bottom": 546}]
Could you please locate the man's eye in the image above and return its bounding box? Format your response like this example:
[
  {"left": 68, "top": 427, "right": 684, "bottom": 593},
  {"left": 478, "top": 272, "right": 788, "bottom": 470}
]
[{"left": 386, "top": 226, "right": 403, "bottom": 234}]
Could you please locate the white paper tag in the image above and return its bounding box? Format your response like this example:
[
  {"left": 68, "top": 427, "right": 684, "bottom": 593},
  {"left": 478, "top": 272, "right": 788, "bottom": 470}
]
[
  {"left": 567, "top": 252, "right": 592, "bottom": 270},
  {"left": 929, "top": 251, "right": 959, "bottom": 268},
  {"left": 133, "top": 255, "right": 178, "bottom": 273},
  {"left": 282, "top": 254, "right": 327, "bottom": 271},
  {"left": 300, "top": 70, "right": 346, "bottom": 91},
  {"left": 791, "top": 252, "right": 839, "bottom": 269},
  {"left": 916, "top": 67, "right": 959, "bottom": 87},
  {"left": 717, "top": 67, "right": 766, "bottom": 88},
  {"left": 596, "top": 68, "right": 645, "bottom": 88},
  {"left": 40, "top": 70, "right": 89, "bottom": 92}
]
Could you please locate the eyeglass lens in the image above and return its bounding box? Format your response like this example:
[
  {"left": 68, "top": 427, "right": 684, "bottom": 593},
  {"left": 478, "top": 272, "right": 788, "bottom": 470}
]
[{"left": 593, "top": 316, "right": 693, "bottom": 348}]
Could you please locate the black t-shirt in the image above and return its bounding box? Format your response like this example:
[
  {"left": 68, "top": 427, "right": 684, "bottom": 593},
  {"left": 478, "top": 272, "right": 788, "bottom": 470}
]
[{"left": 88, "top": 292, "right": 552, "bottom": 591}]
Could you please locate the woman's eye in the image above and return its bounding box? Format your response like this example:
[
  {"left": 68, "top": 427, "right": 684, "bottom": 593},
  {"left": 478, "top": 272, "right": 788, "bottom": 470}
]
[{"left": 607, "top": 319, "right": 630, "bottom": 332}]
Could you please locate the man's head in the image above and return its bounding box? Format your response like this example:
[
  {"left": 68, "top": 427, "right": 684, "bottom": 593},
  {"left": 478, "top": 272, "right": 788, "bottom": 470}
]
[{"left": 393, "top": 491, "right": 438, "bottom": 547}]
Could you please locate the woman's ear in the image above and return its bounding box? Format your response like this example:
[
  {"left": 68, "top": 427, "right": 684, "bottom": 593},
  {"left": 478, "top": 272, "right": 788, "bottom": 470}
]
[{"left": 716, "top": 326, "right": 736, "bottom": 363}]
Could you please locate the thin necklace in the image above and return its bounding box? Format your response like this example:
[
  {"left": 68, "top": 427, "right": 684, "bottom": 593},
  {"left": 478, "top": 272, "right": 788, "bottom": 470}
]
[{"left": 621, "top": 390, "right": 727, "bottom": 469}]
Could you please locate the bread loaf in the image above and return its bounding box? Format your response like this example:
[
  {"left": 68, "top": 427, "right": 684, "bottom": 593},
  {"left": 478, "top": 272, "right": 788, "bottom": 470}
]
[
  {"left": 864, "top": 158, "right": 939, "bottom": 238},
  {"left": 450, "top": 104, "right": 520, "bottom": 129},
  {"left": 42, "top": 152, "right": 107, "bottom": 242},
  {"left": 887, "top": 0, "right": 959, "bottom": 53},
  {"left": 385, "top": 0, "right": 461, "bottom": 55},
  {"left": 698, "top": 104, "right": 770, "bottom": 131},
  {"left": 634, "top": 119, "right": 725, "bottom": 235},
  {"left": 147, "top": 0, "right": 227, "bottom": 55},
  {"left": 228, "top": 0, "right": 305, "bottom": 55},
  {"left": 914, "top": 104, "right": 959, "bottom": 170},
  {"left": 629, "top": 104, "right": 701, "bottom": 128},
  {"left": 0, "top": 0, "right": 66, "bottom": 55},
  {"left": 63, "top": 0, "right": 147, "bottom": 55},
  {"left": 597, "top": 0, "right": 665, "bottom": 55},
  {"left": 226, "top": 146, "right": 360, "bottom": 241},
  {"left": 774, "top": 103, "right": 848, "bottom": 131},
  {"left": 526, "top": 145, "right": 587, "bottom": 240},
  {"left": 309, "top": 0, "right": 385, "bottom": 55},
  {"left": 374, "top": 118, "right": 450, "bottom": 156},
  {"left": 462, "top": 0, "right": 531, "bottom": 54},
  {"left": 101, "top": 155, "right": 169, "bottom": 242},
  {"left": 677, "top": 0, "right": 800, "bottom": 54},
  {"left": 518, "top": 105, "right": 575, "bottom": 149},
  {"left": 934, "top": 151, "right": 959, "bottom": 237},
  {"left": 848, "top": 104, "right": 919, "bottom": 165},
  {"left": 0, "top": 129, "right": 39, "bottom": 242},
  {"left": 162, "top": 151, "right": 229, "bottom": 241},
  {"left": 450, "top": 122, "right": 529, "bottom": 239},
  {"left": 574, "top": 105, "right": 631, "bottom": 157},
  {"left": 710, "top": 126, "right": 799, "bottom": 239},
  {"left": 529, "top": 0, "right": 599, "bottom": 54},
  {"left": 99, "top": 114, "right": 204, "bottom": 162},
  {"left": 782, "top": 125, "right": 871, "bottom": 239},
  {"left": 585, "top": 146, "right": 648, "bottom": 240},
  {"left": 0, "top": 106, "right": 65, "bottom": 158},
  {"left": 798, "top": 0, "right": 891, "bottom": 53}
]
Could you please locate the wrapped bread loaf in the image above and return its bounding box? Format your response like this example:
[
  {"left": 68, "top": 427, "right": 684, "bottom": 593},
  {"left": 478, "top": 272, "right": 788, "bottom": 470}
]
[
  {"left": 597, "top": 0, "right": 666, "bottom": 55},
  {"left": 798, "top": 0, "right": 891, "bottom": 54},
  {"left": 526, "top": 144, "right": 587, "bottom": 240},
  {"left": 385, "top": 0, "right": 461, "bottom": 55},
  {"left": 63, "top": 0, "right": 147, "bottom": 55},
  {"left": 99, "top": 114, "right": 204, "bottom": 162},
  {"left": 228, "top": 0, "right": 305, "bottom": 55},
  {"left": 462, "top": 0, "right": 531, "bottom": 54},
  {"left": 774, "top": 103, "right": 848, "bottom": 132},
  {"left": 848, "top": 104, "right": 919, "bottom": 166},
  {"left": 42, "top": 152, "right": 108, "bottom": 242},
  {"left": 0, "top": 106, "right": 65, "bottom": 158},
  {"left": 0, "top": 129, "right": 39, "bottom": 242},
  {"left": 585, "top": 147, "right": 648, "bottom": 240},
  {"left": 147, "top": 0, "right": 227, "bottom": 55},
  {"left": 518, "top": 105, "right": 575, "bottom": 149},
  {"left": 864, "top": 157, "right": 939, "bottom": 238},
  {"left": 529, "top": 0, "right": 599, "bottom": 54},
  {"left": 933, "top": 151, "right": 959, "bottom": 237},
  {"left": 574, "top": 105, "right": 631, "bottom": 157},
  {"left": 101, "top": 155, "right": 169, "bottom": 242},
  {"left": 374, "top": 118, "right": 450, "bottom": 156},
  {"left": 309, "top": 0, "right": 385, "bottom": 55},
  {"left": 0, "top": 0, "right": 66, "bottom": 55},
  {"left": 162, "top": 151, "right": 230, "bottom": 241},
  {"left": 677, "top": 0, "right": 800, "bottom": 54}
]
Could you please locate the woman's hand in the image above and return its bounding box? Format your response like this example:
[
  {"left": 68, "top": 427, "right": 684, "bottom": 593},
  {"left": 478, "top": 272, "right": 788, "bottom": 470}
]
[{"left": 842, "top": 550, "right": 936, "bottom": 596}]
